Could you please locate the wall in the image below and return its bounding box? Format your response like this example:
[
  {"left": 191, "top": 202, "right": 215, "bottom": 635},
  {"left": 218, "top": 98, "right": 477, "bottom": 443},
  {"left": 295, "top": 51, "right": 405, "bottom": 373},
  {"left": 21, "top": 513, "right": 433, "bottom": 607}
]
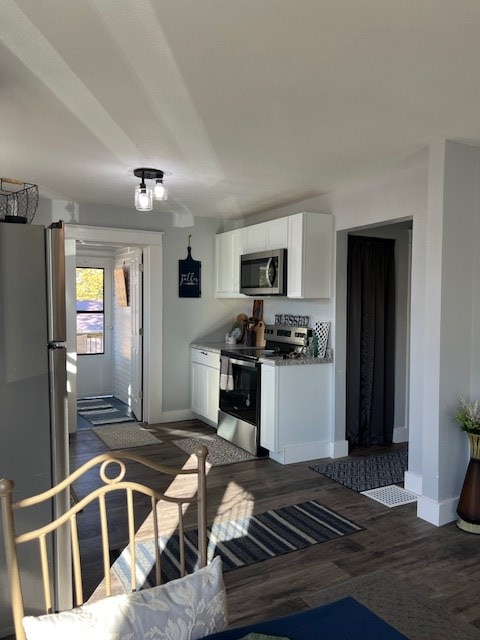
[
  {"left": 416, "top": 140, "right": 480, "bottom": 525},
  {"left": 34, "top": 199, "right": 245, "bottom": 420},
  {"left": 240, "top": 163, "right": 427, "bottom": 444}
]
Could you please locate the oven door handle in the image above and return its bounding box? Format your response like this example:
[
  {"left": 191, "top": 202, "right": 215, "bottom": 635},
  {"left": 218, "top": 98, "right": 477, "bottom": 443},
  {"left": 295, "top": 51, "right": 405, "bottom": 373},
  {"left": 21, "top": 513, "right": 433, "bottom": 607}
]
[{"left": 227, "top": 357, "right": 258, "bottom": 369}]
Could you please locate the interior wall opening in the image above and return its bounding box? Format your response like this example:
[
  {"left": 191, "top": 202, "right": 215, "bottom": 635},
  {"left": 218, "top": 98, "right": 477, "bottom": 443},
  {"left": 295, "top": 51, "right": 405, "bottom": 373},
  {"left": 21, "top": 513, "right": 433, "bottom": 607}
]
[{"left": 335, "top": 220, "right": 412, "bottom": 453}]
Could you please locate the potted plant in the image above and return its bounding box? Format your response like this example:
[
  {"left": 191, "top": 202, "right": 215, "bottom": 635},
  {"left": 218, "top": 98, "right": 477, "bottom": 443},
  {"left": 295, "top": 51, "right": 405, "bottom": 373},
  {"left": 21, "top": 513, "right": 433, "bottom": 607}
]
[{"left": 455, "top": 397, "right": 480, "bottom": 533}]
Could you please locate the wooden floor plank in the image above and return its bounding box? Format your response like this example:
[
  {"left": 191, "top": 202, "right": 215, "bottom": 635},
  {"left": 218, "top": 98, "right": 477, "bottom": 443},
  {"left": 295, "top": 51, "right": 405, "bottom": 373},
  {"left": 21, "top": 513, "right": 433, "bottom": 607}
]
[{"left": 69, "top": 419, "right": 480, "bottom": 630}]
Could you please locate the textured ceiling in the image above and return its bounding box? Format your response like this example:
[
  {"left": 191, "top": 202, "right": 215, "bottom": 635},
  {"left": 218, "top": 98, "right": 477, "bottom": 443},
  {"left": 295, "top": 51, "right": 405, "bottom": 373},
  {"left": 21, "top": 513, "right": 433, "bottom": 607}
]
[{"left": 1, "top": 0, "right": 480, "bottom": 220}]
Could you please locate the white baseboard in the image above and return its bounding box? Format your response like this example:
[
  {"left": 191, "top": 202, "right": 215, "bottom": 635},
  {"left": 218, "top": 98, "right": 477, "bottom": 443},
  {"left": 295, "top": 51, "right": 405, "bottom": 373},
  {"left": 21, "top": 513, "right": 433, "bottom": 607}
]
[
  {"left": 416, "top": 495, "right": 458, "bottom": 526},
  {"left": 393, "top": 426, "right": 408, "bottom": 443},
  {"left": 151, "top": 409, "right": 195, "bottom": 424},
  {"left": 269, "top": 441, "right": 333, "bottom": 465},
  {"left": 329, "top": 439, "right": 349, "bottom": 458}
]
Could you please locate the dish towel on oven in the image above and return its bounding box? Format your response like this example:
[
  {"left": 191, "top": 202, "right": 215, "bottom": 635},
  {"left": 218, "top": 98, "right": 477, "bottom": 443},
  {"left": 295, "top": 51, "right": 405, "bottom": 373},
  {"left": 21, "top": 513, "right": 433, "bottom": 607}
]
[{"left": 220, "top": 358, "right": 234, "bottom": 391}]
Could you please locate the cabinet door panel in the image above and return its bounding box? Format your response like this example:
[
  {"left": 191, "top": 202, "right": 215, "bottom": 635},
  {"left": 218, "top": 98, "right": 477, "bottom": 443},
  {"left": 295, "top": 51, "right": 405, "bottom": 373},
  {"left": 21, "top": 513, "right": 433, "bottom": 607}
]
[
  {"left": 191, "top": 362, "right": 207, "bottom": 416},
  {"left": 244, "top": 225, "right": 266, "bottom": 254},
  {"left": 287, "top": 214, "right": 304, "bottom": 298},
  {"left": 266, "top": 218, "right": 288, "bottom": 249},
  {"left": 206, "top": 366, "right": 220, "bottom": 424},
  {"left": 215, "top": 229, "right": 245, "bottom": 297},
  {"left": 260, "top": 365, "right": 277, "bottom": 451}
]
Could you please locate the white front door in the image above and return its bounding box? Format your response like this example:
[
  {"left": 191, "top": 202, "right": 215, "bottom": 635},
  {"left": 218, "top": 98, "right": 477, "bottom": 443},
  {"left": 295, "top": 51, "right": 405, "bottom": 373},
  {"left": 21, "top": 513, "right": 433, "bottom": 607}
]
[{"left": 113, "top": 248, "right": 143, "bottom": 420}]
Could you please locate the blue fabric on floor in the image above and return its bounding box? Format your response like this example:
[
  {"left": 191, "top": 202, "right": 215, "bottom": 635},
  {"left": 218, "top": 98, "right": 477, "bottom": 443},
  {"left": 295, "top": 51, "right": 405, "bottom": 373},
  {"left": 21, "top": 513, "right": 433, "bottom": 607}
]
[{"left": 203, "top": 597, "right": 407, "bottom": 640}]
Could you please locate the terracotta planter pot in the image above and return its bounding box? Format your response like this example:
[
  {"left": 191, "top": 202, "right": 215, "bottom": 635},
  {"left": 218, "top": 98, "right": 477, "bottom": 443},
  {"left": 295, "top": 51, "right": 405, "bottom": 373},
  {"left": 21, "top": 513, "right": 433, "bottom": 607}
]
[{"left": 457, "top": 433, "right": 480, "bottom": 533}]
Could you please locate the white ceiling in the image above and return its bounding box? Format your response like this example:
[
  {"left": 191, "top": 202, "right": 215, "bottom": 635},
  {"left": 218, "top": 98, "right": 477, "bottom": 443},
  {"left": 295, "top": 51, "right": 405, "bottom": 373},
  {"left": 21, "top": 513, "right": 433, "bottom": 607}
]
[{"left": 1, "top": 0, "right": 480, "bottom": 220}]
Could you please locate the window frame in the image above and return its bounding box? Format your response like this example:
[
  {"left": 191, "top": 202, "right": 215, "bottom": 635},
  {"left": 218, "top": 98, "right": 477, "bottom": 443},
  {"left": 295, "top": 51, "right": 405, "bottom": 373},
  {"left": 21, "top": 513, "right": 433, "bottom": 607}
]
[{"left": 76, "top": 265, "right": 106, "bottom": 356}]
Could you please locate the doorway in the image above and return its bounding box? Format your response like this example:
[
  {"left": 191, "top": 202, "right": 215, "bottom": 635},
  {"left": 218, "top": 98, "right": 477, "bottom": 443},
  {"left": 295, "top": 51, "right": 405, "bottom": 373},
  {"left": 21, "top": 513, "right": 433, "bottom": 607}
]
[
  {"left": 64, "top": 225, "right": 164, "bottom": 433},
  {"left": 75, "top": 246, "right": 143, "bottom": 420},
  {"left": 346, "top": 235, "right": 396, "bottom": 448},
  {"left": 334, "top": 221, "right": 412, "bottom": 452}
]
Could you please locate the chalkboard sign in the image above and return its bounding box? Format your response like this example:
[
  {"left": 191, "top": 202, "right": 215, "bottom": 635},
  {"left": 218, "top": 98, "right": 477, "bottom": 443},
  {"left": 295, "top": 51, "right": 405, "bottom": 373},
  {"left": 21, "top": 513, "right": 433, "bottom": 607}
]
[{"left": 179, "top": 239, "right": 201, "bottom": 298}]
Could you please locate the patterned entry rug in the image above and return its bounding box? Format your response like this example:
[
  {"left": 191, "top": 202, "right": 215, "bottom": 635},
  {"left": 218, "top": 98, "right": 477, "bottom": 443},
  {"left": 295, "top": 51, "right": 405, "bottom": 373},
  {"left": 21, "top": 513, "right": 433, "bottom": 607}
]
[
  {"left": 310, "top": 449, "right": 408, "bottom": 492},
  {"left": 302, "top": 570, "right": 480, "bottom": 640},
  {"left": 92, "top": 424, "right": 163, "bottom": 450},
  {"left": 112, "top": 500, "right": 363, "bottom": 589},
  {"left": 172, "top": 434, "right": 257, "bottom": 466}
]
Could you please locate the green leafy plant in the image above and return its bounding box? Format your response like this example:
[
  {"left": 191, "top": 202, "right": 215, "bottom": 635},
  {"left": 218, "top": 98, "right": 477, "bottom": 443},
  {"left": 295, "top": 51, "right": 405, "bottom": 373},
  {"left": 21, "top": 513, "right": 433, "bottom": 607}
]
[{"left": 455, "top": 397, "right": 480, "bottom": 434}]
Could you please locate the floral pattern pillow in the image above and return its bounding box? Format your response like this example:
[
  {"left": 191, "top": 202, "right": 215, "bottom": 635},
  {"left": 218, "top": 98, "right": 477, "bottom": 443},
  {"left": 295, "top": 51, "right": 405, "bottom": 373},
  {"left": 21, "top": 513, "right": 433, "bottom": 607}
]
[{"left": 23, "top": 556, "right": 227, "bottom": 640}]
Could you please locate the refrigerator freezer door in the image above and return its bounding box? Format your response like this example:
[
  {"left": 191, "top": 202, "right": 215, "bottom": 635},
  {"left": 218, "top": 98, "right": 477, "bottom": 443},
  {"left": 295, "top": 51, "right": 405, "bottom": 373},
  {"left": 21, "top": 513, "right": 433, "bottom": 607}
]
[{"left": 46, "top": 222, "right": 67, "bottom": 343}]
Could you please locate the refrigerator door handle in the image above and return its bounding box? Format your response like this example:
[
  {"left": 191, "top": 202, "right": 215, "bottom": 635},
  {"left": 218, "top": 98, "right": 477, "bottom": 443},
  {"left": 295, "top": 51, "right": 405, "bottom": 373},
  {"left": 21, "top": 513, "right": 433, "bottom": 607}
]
[
  {"left": 46, "top": 221, "right": 67, "bottom": 343},
  {"left": 48, "top": 343, "right": 72, "bottom": 611}
]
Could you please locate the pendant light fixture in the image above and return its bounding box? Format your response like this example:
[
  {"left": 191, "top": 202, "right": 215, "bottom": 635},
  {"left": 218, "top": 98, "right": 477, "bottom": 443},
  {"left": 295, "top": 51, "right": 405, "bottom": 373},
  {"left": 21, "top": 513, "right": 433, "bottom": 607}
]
[
  {"left": 153, "top": 174, "right": 167, "bottom": 201},
  {"left": 133, "top": 168, "right": 167, "bottom": 211}
]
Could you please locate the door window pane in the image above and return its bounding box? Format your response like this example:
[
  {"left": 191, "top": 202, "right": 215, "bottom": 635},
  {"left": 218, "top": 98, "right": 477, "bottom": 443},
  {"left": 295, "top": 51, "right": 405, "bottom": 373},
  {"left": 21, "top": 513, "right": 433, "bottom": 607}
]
[{"left": 76, "top": 267, "right": 105, "bottom": 355}]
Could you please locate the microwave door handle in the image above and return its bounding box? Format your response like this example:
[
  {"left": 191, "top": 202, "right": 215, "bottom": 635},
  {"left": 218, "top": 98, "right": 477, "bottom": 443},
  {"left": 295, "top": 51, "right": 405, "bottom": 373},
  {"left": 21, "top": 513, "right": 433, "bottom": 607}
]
[{"left": 266, "top": 257, "right": 276, "bottom": 287}]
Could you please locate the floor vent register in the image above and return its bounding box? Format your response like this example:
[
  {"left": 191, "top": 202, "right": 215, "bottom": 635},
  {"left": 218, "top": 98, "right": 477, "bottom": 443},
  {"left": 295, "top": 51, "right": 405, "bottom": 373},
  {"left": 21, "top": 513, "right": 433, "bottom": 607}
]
[{"left": 361, "top": 485, "right": 418, "bottom": 508}]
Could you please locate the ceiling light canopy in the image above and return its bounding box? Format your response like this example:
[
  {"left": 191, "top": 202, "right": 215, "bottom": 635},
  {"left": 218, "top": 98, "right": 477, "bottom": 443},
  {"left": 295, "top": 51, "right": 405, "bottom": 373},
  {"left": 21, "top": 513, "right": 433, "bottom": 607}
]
[{"left": 133, "top": 168, "right": 168, "bottom": 211}]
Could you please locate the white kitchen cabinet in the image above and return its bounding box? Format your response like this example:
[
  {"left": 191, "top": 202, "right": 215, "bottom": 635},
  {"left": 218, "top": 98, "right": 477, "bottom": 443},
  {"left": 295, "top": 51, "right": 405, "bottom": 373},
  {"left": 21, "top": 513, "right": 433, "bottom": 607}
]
[
  {"left": 287, "top": 212, "right": 332, "bottom": 298},
  {"left": 243, "top": 218, "right": 288, "bottom": 254},
  {"left": 260, "top": 362, "right": 333, "bottom": 464},
  {"left": 191, "top": 348, "right": 220, "bottom": 426},
  {"left": 215, "top": 228, "right": 246, "bottom": 298}
]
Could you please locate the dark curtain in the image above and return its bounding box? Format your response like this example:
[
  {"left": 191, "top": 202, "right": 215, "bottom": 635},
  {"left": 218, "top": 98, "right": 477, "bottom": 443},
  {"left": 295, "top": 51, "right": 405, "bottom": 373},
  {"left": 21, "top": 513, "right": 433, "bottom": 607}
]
[{"left": 346, "top": 235, "right": 396, "bottom": 448}]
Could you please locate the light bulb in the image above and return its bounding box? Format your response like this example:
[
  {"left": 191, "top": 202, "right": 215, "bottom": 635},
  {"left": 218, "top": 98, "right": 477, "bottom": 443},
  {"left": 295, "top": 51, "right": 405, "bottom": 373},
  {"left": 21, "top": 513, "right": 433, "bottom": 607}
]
[
  {"left": 134, "top": 183, "right": 153, "bottom": 211},
  {"left": 154, "top": 179, "right": 167, "bottom": 201}
]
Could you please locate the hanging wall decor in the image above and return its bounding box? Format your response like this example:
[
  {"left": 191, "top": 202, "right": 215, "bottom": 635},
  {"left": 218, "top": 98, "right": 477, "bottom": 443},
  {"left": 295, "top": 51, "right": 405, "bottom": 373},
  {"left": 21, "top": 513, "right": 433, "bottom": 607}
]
[{"left": 179, "top": 235, "right": 201, "bottom": 298}]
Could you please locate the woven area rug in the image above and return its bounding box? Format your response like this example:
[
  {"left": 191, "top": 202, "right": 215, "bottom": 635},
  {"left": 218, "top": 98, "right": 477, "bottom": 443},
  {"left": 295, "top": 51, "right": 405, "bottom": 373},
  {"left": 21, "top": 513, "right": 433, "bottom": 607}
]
[
  {"left": 172, "top": 434, "right": 257, "bottom": 466},
  {"left": 310, "top": 450, "right": 408, "bottom": 492},
  {"left": 302, "top": 570, "right": 480, "bottom": 640},
  {"left": 92, "top": 424, "right": 163, "bottom": 450},
  {"left": 112, "top": 500, "right": 363, "bottom": 589}
]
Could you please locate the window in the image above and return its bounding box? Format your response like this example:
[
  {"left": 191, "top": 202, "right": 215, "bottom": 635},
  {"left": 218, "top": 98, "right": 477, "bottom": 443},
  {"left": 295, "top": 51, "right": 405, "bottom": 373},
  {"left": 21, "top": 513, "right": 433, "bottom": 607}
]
[{"left": 76, "top": 267, "right": 105, "bottom": 355}]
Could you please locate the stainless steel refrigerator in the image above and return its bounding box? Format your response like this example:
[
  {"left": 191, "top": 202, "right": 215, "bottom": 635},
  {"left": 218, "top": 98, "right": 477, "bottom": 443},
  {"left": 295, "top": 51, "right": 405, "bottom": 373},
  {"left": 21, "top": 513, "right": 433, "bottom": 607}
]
[{"left": 0, "top": 221, "right": 71, "bottom": 637}]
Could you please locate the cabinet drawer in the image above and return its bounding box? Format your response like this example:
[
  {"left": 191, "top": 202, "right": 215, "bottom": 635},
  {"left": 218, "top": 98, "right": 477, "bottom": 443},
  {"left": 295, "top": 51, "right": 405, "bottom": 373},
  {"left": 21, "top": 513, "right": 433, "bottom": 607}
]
[{"left": 191, "top": 347, "right": 220, "bottom": 369}]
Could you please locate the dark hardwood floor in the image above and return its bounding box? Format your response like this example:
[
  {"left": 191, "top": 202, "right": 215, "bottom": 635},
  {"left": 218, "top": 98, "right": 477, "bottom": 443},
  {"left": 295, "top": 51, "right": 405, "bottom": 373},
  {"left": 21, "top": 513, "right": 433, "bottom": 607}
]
[{"left": 69, "top": 419, "right": 480, "bottom": 631}]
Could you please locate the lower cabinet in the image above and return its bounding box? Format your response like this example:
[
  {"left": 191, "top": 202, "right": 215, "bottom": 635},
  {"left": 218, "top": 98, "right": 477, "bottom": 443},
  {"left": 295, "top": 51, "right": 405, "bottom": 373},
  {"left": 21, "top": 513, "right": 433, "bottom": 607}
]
[
  {"left": 191, "top": 348, "right": 220, "bottom": 426},
  {"left": 260, "top": 363, "right": 332, "bottom": 464}
]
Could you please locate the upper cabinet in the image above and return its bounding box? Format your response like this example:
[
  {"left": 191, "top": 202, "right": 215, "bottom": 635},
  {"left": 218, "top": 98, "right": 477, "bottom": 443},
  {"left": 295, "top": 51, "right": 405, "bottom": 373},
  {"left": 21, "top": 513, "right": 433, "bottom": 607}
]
[
  {"left": 243, "top": 218, "right": 288, "bottom": 254},
  {"left": 215, "top": 228, "right": 246, "bottom": 298},
  {"left": 215, "top": 212, "right": 332, "bottom": 299},
  {"left": 287, "top": 212, "right": 332, "bottom": 299}
]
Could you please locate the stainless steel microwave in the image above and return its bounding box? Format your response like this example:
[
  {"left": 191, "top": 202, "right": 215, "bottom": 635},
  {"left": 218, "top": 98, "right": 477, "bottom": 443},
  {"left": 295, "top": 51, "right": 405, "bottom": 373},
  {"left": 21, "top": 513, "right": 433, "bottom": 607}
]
[{"left": 240, "top": 249, "right": 287, "bottom": 296}]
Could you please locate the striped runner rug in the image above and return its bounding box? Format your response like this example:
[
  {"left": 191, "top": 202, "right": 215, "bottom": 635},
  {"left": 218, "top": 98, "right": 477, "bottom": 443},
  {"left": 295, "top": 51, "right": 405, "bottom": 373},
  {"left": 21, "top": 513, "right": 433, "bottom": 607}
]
[
  {"left": 77, "top": 397, "right": 114, "bottom": 411},
  {"left": 112, "top": 500, "right": 363, "bottom": 590},
  {"left": 78, "top": 407, "right": 134, "bottom": 425},
  {"left": 77, "top": 396, "right": 134, "bottom": 426}
]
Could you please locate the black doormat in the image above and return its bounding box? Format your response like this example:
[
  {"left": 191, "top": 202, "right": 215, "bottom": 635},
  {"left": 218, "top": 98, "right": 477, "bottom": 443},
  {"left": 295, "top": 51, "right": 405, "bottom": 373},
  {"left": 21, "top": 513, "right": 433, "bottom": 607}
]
[
  {"left": 310, "top": 450, "right": 408, "bottom": 492},
  {"left": 112, "top": 500, "right": 363, "bottom": 590}
]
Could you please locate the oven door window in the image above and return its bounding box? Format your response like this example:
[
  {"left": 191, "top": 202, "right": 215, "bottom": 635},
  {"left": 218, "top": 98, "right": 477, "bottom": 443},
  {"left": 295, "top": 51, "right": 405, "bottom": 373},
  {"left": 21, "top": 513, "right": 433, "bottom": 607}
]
[{"left": 219, "top": 357, "right": 259, "bottom": 426}]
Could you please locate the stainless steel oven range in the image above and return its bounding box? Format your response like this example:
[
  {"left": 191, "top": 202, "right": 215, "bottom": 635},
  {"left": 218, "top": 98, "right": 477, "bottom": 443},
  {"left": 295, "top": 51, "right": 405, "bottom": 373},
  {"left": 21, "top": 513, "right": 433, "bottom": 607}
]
[{"left": 217, "top": 324, "right": 311, "bottom": 455}]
